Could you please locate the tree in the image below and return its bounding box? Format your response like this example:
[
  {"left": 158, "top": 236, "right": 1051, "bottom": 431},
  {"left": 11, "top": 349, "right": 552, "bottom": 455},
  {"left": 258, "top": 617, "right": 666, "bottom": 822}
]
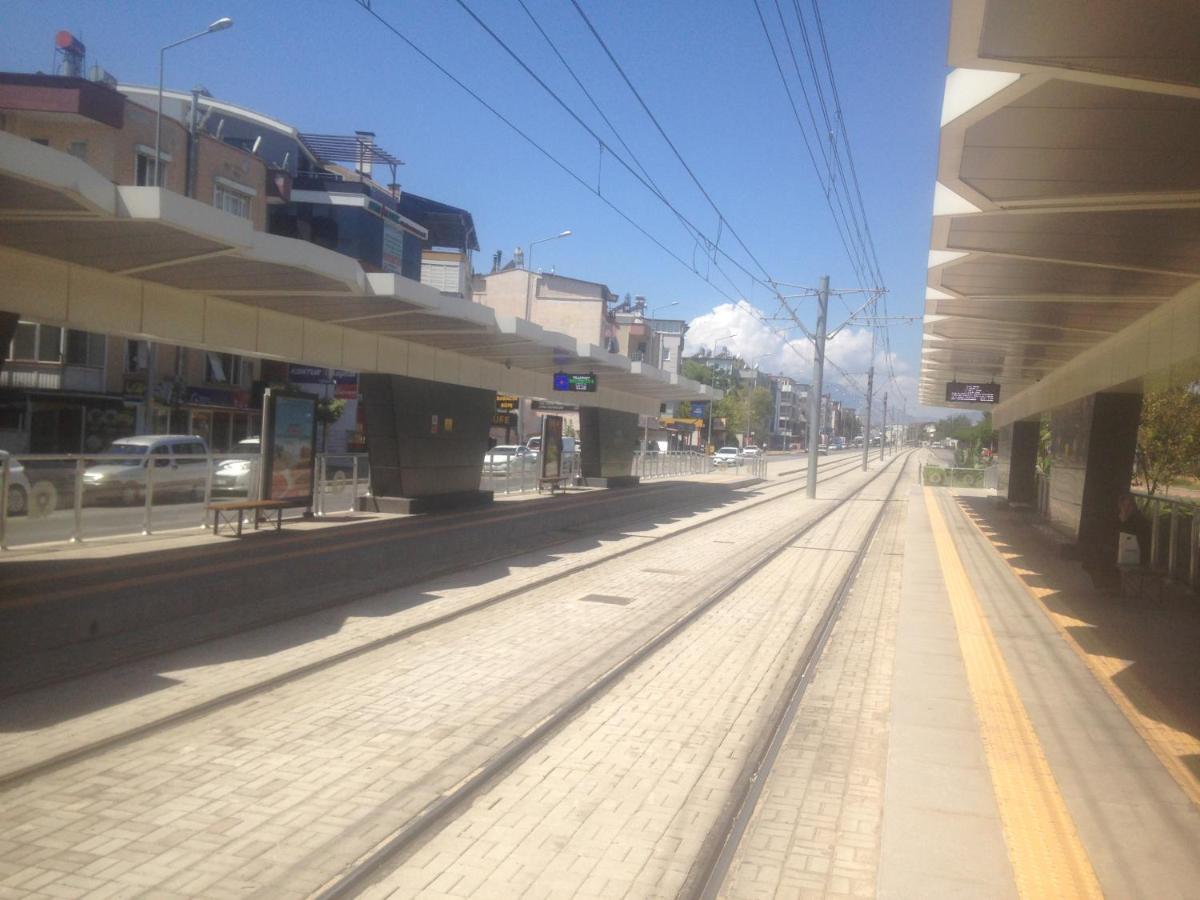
[
  {"left": 682, "top": 359, "right": 713, "bottom": 386},
  {"left": 314, "top": 396, "right": 347, "bottom": 453},
  {"left": 1135, "top": 388, "right": 1200, "bottom": 495},
  {"left": 714, "top": 386, "right": 773, "bottom": 445}
]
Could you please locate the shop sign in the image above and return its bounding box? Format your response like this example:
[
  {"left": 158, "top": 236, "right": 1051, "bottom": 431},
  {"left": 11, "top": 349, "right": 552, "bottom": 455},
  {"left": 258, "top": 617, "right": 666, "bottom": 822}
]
[
  {"left": 288, "top": 365, "right": 331, "bottom": 384},
  {"left": 333, "top": 370, "right": 358, "bottom": 400},
  {"left": 186, "top": 386, "right": 250, "bottom": 409},
  {"left": 382, "top": 219, "right": 405, "bottom": 274},
  {"left": 122, "top": 373, "right": 147, "bottom": 397},
  {"left": 532, "top": 399, "right": 577, "bottom": 412}
]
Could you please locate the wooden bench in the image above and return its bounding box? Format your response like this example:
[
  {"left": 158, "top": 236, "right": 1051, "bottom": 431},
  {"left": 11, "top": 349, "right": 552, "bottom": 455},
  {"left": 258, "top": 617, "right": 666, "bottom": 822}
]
[{"left": 207, "top": 499, "right": 288, "bottom": 536}]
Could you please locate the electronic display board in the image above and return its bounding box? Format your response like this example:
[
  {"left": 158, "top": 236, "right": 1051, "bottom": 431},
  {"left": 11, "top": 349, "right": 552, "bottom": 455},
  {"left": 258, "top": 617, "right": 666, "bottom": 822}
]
[
  {"left": 945, "top": 382, "right": 1001, "bottom": 404},
  {"left": 553, "top": 372, "right": 597, "bottom": 393}
]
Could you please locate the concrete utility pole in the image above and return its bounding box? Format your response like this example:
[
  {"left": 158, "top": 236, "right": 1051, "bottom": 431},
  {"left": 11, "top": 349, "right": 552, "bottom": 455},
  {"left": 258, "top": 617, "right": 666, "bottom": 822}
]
[
  {"left": 880, "top": 392, "right": 888, "bottom": 461},
  {"left": 806, "top": 276, "right": 829, "bottom": 499},
  {"left": 862, "top": 325, "right": 876, "bottom": 471}
]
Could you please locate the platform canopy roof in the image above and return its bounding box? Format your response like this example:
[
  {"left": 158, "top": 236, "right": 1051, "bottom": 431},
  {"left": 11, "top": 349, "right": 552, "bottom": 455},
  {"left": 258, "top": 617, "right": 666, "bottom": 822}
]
[
  {"left": 922, "top": 0, "right": 1200, "bottom": 420},
  {"left": 0, "top": 132, "right": 718, "bottom": 412}
]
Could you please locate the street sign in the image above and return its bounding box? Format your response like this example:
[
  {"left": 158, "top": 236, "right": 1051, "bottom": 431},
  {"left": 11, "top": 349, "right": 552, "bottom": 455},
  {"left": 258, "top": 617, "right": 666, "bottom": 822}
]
[
  {"left": 945, "top": 382, "right": 1001, "bottom": 403},
  {"left": 690, "top": 401, "right": 707, "bottom": 419},
  {"left": 553, "top": 372, "right": 597, "bottom": 393},
  {"left": 496, "top": 393, "right": 519, "bottom": 411},
  {"left": 492, "top": 412, "right": 516, "bottom": 427}
]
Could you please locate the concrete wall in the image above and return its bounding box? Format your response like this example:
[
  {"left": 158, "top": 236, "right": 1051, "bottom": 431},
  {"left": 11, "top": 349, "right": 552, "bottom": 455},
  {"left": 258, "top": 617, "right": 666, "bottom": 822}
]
[
  {"left": 473, "top": 269, "right": 610, "bottom": 348},
  {"left": 361, "top": 373, "right": 493, "bottom": 498},
  {"left": 1, "top": 103, "right": 266, "bottom": 230},
  {"left": 579, "top": 406, "right": 637, "bottom": 479}
]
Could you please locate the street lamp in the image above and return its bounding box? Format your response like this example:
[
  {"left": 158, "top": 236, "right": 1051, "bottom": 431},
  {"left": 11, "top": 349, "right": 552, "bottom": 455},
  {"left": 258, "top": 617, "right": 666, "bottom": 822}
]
[
  {"left": 523, "top": 229, "right": 572, "bottom": 320},
  {"left": 155, "top": 17, "right": 234, "bottom": 188},
  {"left": 704, "top": 333, "right": 737, "bottom": 452}
]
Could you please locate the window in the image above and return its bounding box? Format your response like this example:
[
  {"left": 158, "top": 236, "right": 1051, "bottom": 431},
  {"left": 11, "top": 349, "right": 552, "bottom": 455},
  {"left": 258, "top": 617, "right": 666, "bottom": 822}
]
[
  {"left": 67, "top": 141, "right": 88, "bottom": 162},
  {"left": 9, "top": 322, "right": 62, "bottom": 362},
  {"left": 662, "top": 347, "right": 672, "bottom": 362},
  {"left": 205, "top": 352, "right": 241, "bottom": 385},
  {"left": 213, "top": 182, "right": 253, "bottom": 219},
  {"left": 125, "top": 340, "right": 148, "bottom": 373},
  {"left": 134, "top": 145, "right": 170, "bottom": 186},
  {"left": 421, "top": 258, "right": 462, "bottom": 294},
  {"left": 65, "top": 330, "right": 106, "bottom": 367}
]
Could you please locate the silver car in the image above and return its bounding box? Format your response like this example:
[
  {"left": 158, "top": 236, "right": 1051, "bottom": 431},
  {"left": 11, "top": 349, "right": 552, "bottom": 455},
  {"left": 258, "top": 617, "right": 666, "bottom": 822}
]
[
  {"left": 83, "top": 435, "right": 210, "bottom": 505},
  {"left": 211, "top": 437, "right": 262, "bottom": 497},
  {"left": 484, "top": 445, "right": 534, "bottom": 475},
  {"left": 0, "top": 450, "right": 32, "bottom": 516}
]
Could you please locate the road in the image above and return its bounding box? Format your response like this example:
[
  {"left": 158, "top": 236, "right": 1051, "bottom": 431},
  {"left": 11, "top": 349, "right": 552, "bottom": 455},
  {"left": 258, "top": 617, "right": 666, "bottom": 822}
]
[{"left": 3, "top": 485, "right": 365, "bottom": 548}]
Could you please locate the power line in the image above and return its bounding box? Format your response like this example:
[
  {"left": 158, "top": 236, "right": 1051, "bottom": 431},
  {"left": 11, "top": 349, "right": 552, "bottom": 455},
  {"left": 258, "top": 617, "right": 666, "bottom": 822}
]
[{"left": 347, "top": 0, "right": 751, "bottom": 308}]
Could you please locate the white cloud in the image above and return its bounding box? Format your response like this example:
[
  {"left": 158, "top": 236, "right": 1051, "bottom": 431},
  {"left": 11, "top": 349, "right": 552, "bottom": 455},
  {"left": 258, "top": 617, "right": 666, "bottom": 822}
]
[{"left": 687, "top": 299, "right": 922, "bottom": 417}]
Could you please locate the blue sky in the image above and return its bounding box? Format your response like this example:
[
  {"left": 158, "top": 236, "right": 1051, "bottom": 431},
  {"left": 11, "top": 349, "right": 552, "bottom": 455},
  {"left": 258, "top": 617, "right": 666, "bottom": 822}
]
[{"left": 3, "top": 1, "right": 950, "bottom": 418}]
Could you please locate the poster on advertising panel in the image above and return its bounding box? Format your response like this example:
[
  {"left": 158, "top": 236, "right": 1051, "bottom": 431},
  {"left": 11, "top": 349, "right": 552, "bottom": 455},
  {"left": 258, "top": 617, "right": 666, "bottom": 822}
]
[
  {"left": 539, "top": 414, "right": 564, "bottom": 483},
  {"left": 260, "top": 388, "right": 318, "bottom": 508}
]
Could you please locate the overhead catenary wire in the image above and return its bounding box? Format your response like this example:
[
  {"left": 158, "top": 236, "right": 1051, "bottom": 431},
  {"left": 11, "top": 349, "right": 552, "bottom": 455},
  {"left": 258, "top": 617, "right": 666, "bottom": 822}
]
[
  {"left": 348, "top": 0, "right": 894, "bottom": 411},
  {"left": 346, "top": 0, "right": 746, "bottom": 308}
]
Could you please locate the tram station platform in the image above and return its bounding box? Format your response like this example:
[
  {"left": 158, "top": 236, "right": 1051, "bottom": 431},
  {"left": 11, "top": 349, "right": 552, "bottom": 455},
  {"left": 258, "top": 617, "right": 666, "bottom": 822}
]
[{"left": 720, "top": 480, "right": 1200, "bottom": 899}]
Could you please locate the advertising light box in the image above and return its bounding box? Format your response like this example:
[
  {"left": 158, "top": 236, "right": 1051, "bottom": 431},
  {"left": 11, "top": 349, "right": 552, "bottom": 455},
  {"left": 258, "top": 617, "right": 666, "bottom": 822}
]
[{"left": 945, "top": 382, "right": 1001, "bottom": 404}]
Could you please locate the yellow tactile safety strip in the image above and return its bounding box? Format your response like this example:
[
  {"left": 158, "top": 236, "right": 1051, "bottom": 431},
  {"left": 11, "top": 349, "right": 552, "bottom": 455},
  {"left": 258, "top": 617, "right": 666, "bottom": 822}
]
[
  {"left": 959, "top": 502, "right": 1200, "bottom": 810},
  {"left": 924, "top": 488, "right": 1103, "bottom": 900}
]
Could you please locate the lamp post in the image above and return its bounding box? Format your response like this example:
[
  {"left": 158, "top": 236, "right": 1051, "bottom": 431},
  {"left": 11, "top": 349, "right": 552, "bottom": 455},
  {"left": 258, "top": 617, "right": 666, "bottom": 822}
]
[
  {"left": 704, "top": 333, "right": 736, "bottom": 452},
  {"left": 523, "top": 229, "right": 572, "bottom": 320},
  {"left": 155, "top": 17, "right": 233, "bottom": 187},
  {"left": 148, "top": 17, "right": 231, "bottom": 435}
]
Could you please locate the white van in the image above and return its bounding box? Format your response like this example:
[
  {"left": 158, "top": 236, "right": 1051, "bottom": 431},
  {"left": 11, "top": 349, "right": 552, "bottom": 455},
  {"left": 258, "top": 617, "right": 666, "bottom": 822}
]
[{"left": 83, "top": 435, "right": 210, "bottom": 505}]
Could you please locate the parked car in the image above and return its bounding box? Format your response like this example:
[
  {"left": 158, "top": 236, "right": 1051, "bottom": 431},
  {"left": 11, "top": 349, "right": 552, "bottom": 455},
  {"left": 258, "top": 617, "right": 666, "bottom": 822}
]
[
  {"left": 0, "top": 450, "right": 32, "bottom": 516},
  {"left": 211, "top": 437, "right": 262, "bottom": 497},
  {"left": 712, "top": 446, "right": 742, "bottom": 467},
  {"left": 742, "top": 446, "right": 762, "bottom": 458},
  {"left": 484, "top": 444, "right": 535, "bottom": 475},
  {"left": 83, "top": 435, "right": 210, "bottom": 505}
]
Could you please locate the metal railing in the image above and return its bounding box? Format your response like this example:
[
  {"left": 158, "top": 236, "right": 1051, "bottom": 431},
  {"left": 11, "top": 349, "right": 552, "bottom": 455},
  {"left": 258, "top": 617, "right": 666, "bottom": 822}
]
[
  {"left": 478, "top": 452, "right": 583, "bottom": 495},
  {"left": 636, "top": 450, "right": 713, "bottom": 479},
  {"left": 1134, "top": 491, "right": 1200, "bottom": 589},
  {"left": 0, "top": 450, "right": 370, "bottom": 550}
]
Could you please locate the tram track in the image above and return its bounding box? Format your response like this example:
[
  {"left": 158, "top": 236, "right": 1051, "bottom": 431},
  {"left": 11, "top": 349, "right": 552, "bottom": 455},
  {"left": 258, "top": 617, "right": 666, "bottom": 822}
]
[
  {"left": 689, "top": 453, "right": 911, "bottom": 900},
  {"left": 307, "top": 451, "right": 914, "bottom": 899},
  {"left": 0, "top": 453, "right": 870, "bottom": 789}
]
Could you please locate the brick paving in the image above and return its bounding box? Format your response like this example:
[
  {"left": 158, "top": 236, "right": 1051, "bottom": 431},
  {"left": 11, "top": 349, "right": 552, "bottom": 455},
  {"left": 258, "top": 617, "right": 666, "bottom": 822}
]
[
  {"left": 0, "top": 464, "right": 885, "bottom": 897},
  {"left": 359, "top": 472, "right": 905, "bottom": 900},
  {"left": 0, "top": 463, "right": 851, "bottom": 781},
  {"left": 717, "top": 486, "right": 905, "bottom": 899}
]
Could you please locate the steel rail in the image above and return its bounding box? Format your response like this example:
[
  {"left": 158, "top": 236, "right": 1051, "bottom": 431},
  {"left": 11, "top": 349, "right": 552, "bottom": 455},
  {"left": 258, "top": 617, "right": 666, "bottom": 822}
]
[
  {"left": 689, "top": 453, "right": 912, "bottom": 900},
  {"left": 309, "top": 451, "right": 914, "bottom": 899}
]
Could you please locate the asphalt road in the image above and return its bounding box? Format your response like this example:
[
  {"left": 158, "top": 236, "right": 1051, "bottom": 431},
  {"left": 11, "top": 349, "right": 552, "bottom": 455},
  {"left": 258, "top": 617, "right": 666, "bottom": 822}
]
[{"left": 3, "top": 485, "right": 366, "bottom": 548}]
